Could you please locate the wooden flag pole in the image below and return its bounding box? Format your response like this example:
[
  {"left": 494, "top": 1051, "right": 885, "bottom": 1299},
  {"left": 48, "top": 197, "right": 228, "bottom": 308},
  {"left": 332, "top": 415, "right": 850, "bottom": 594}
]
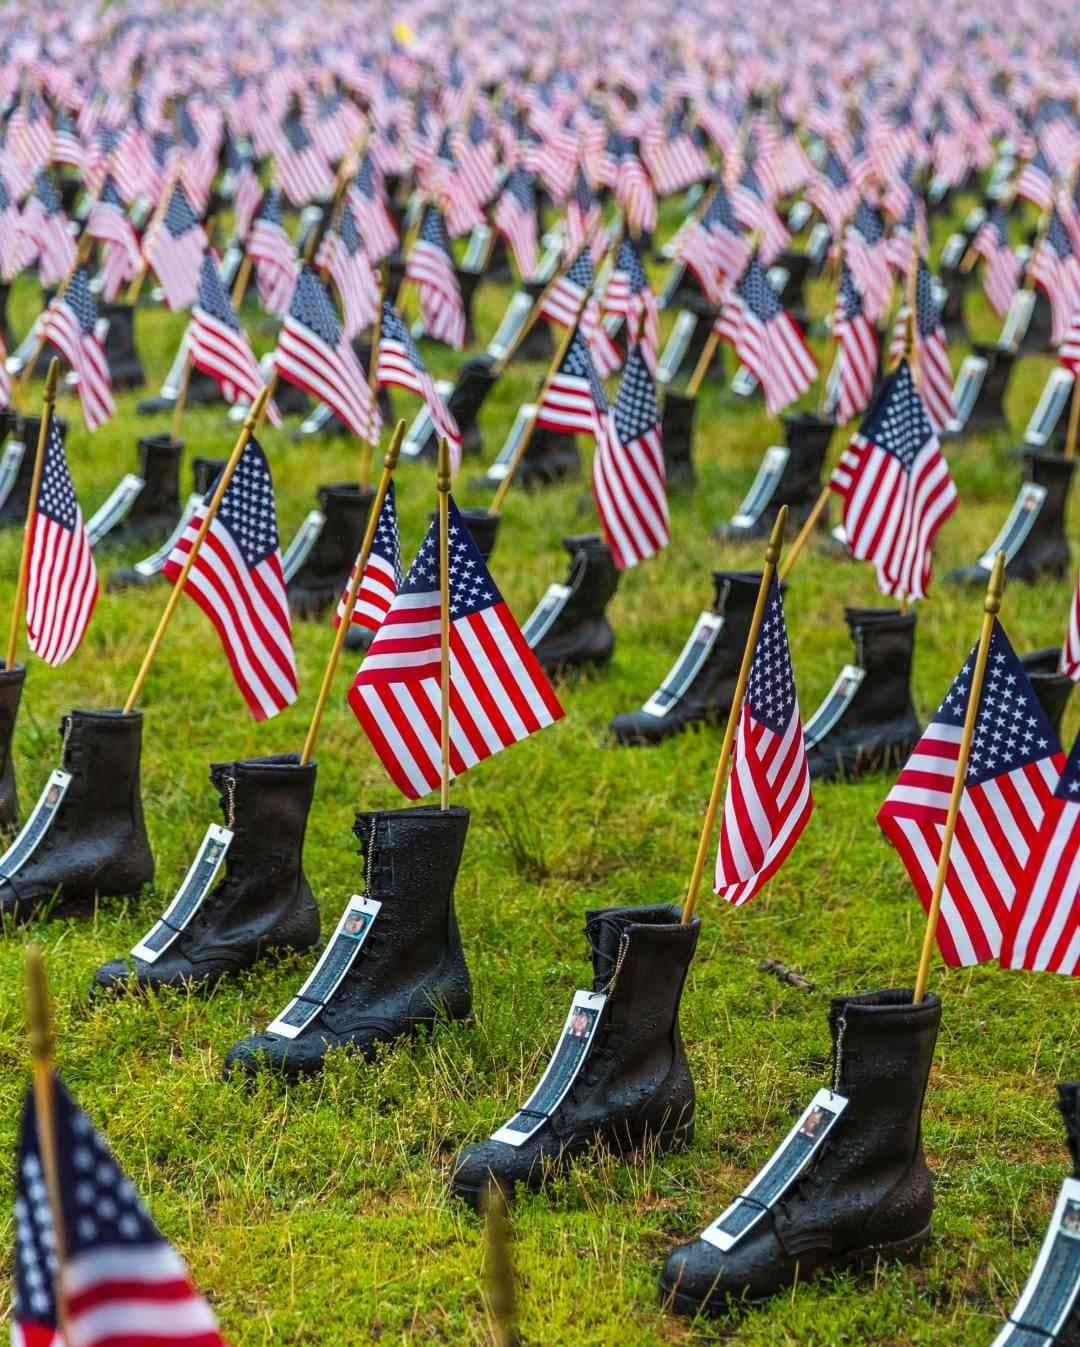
[
  {"left": 125, "top": 166, "right": 181, "bottom": 306},
  {"left": 686, "top": 328, "right": 720, "bottom": 399},
  {"left": 230, "top": 254, "right": 254, "bottom": 309},
  {"left": 26, "top": 945, "right": 69, "bottom": 1346},
  {"left": 1064, "top": 369, "right": 1080, "bottom": 462},
  {"left": 482, "top": 1182, "right": 519, "bottom": 1347},
  {"left": 361, "top": 268, "right": 387, "bottom": 488},
  {"left": 6, "top": 360, "right": 59, "bottom": 674},
  {"left": 912, "top": 551, "right": 1005, "bottom": 1003},
  {"left": 299, "top": 420, "right": 405, "bottom": 767},
  {"left": 437, "top": 437, "right": 453, "bottom": 811},
  {"left": 1022, "top": 206, "right": 1053, "bottom": 293},
  {"left": 12, "top": 233, "right": 93, "bottom": 411},
  {"left": 681, "top": 507, "right": 788, "bottom": 925},
  {"left": 122, "top": 388, "right": 269, "bottom": 714}
]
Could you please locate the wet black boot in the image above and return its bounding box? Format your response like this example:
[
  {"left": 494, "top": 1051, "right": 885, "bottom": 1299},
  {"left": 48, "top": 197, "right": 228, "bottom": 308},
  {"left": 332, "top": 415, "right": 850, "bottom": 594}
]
[
  {"left": 609, "top": 572, "right": 761, "bottom": 745},
  {"left": 450, "top": 903, "right": 700, "bottom": 1207},
  {"left": 530, "top": 535, "right": 619, "bottom": 676},
  {"left": 0, "top": 710, "right": 154, "bottom": 919},
  {"left": 222, "top": 804, "right": 472, "bottom": 1078},
  {"left": 520, "top": 426, "right": 581, "bottom": 487},
  {"left": 96, "top": 434, "right": 183, "bottom": 547},
  {"left": 661, "top": 988, "right": 940, "bottom": 1312},
  {"left": 805, "top": 609, "right": 921, "bottom": 782},
  {"left": 107, "top": 457, "right": 224, "bottom": 592},
  {"left": 0, "top": 661, "right": 26, "bottom": 829},
  {"left": 100, "top": 302, "right": 146, "bottom": 389},
  {"left": 92, "top": 754, "right": 319, "bottom": 993},
  {"left": 1020, "top": 648, "right": 1075, "bottom": 741},
  {"left": 661, "top": 392, "right": 697, "bottom": 490},
  {"left": 714, "top": 413, "right": 833, "bottom": 542},
  {"left": 410, "top": 358, "right": 499, "bottom": 462},
  {"left": 0, "top": 416, "right": 68, "bottom": 527},
  {"left": 286, "top": 483, "right": 374, "bottom": 620}
]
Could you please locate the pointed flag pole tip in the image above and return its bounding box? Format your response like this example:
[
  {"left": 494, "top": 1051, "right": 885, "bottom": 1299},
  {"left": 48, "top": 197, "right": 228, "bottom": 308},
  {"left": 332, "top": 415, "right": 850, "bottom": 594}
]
[
  {"left": 385, "top": 419, "right": 406, "bottom": 470},
  {"left": 26, "top": 945, "right": 51, "bottom": 1063},
  {"left": 764, "top": 505, "right": 788, "bottom": 566},
  {"left": 436, "top": 437, "right": 452, "bottom": 492},
  {"left": 44, "top": 358, "right": 60, "bottom": 400},
  {"left": 986, "top": 550, "right": 1005, "bottom": 612},
  {"left": 246, "top": 385, "right": 270, "bottom": 428}
]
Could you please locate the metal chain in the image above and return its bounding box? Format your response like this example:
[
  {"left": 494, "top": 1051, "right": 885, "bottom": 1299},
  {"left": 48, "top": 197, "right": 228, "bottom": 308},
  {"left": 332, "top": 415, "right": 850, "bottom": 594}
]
[
  {"left": 223, "top": 775, "right": 237, "bottom": 829},
  {"left": 599, "top": 931, "right": 630, "bottom": 996},
  {"left": 60, "top": 715, "right": 73, "bottom": 765},
  {"left": 832, "top": 1014, "right": 847, "bottom": 1094}
]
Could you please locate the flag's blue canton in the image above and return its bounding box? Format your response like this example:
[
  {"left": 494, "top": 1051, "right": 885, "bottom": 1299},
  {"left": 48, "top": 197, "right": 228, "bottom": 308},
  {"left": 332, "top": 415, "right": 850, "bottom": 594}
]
[
  {"left": 66, "top": 266, "right": 98, "bottom": 336},
  {"left": 823, "top": 149, "right": 851, "bottom": 188},
  {"left": 1055, "top": 730, "right": 1080, "bottom": 801},
  {"left": 419, "top": 204, "right": 451, "bottom": 253},
  {"left": 1029, "top": 148, "right": 1052, "bottom": 178},
  {"left": 613, "top": 344, "right": 659, "bottom": 443},
  {"left": 37, "top": 419, "right": 79, "bottom": 530},
  {"left": 985, "top": 204, "right": 1009, "bottom": 247},
  {"left": 284, "top": 112, "right": 312, "bottom": 152},
  {"left": 338, "top": 200, "right": 361, "bottom": 255},
  {"left": 615, "top": 237, "right": 648, "bottom": 293},
  {"left": 1044, "top": 210, "right": 1074, "bottom": 262},
  {"left": 400, "top": 496, "right": 504, "bottom": 615},
  {"left": 176, "top": 101, "right": 199, "bottom": 148},
  {"left": 852, "top": 200, "right": 884, "bottom": 243},
  {"left": 32, "top": 172, "right": 62, "bottom": 213},
  {"left": 913, "top": 260, "right": 942, "bottom": 337},
  {"left": 932, "top": 622, "right": 1058, "bottom": 784},
  {"left": 704, "top": 185, "right": 741, "bottom": 234},
  {"left": 164, "top": 184, "right": 200, "bottom": 238},
  {"left": 380, "top": 301, "right": 426, "bottom": 369},
  {"left": 859, "top": 361, "right": 934, "bottom": 471},
  {"left": 436, "top": 128, "right": 455, "bottom": 162},
  {"left": 372, "top": 482, "right": 403, "bottom": 583},
  {"left": 561, "top": 328, "right": 609, "bottom": 412},
  {"left": 99, "top": 175, "right": 124, "bottom": 207},
  {"left": 573, "top": 169, "right": 593, "bottom": 211},
  {"left": 97, "top": 125, "right": 120, "bottom": 155},
  {"left": 290, "top": 267, "right": 341, "bottom": 346},
  {"left": 565, "top": 247, "right": 594, "bottom": 289},
  {"left": 0, "top": 173, "right": 10, "bottom": 212},
  {"left": 738, "top": 166, "right": 764, "bottom": 200},
  {"left": 257, "top": 185, "right": 285, "bottom": 226},
  {"left": 837, "top": 263, "right": 864, "bottom": 320},
  {"left": 736, "top": 257, "right": 784, "bottom": 322},
  {"left": 468, "top": 110, "right": 486, "bottom": 145},
  {"left": 151, "top": 131, "right": 174, "bottom": 169},
  {"left": 745, "top": 580, "right": 797, "bottom": 737},
  {"left": 213, "top": 438, "right": 280, "bottom": 565},
  {"left": 354, "top": 154, "right": 376, "bottom": 197},
  {"left": 14, "top": 1093, "right": 59, "bottom": 1325},
  {"left": 505, "top": 169, "right": 534, "bottom": 209},
  {"left": 197, "top": 252, "right": 239, "bottom": 330}
]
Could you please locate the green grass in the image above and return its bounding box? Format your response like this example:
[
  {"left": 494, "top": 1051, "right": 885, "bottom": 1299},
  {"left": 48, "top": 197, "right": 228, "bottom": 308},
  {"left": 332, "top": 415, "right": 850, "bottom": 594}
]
[{"left": 0, "top": 191, "right": 1077, "bottom": 1346}]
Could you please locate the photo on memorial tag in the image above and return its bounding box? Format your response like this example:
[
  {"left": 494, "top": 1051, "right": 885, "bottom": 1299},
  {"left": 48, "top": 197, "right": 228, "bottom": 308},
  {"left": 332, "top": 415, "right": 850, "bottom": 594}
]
[
  {"left": 1063, "top": 1199, "right": 1080, "bottom": 1238},
  {"left": 342, "top": 909, "right": 372, "bottom": 941},
  {"left": 45, "top": 782, "right": 61, "bottom": 807},
  {"left": 799, "top": 1105, "right": 829, "bottom": 1141}
]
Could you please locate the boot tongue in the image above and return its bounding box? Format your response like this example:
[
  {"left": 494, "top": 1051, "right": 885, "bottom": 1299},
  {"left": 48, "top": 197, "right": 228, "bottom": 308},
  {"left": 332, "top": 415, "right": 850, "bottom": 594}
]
[{"left": 1058, "top": 1083, "right": 1080, "bottom": 1178}]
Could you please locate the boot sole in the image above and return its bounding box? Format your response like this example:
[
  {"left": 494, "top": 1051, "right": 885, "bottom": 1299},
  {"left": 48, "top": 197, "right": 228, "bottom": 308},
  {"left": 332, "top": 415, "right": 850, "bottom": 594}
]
[{"left": 659, "top": 1222, "right": 932, "bottom": 1317}]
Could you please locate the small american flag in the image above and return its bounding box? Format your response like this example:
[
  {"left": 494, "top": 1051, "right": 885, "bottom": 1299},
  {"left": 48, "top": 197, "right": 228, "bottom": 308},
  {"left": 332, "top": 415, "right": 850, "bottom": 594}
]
[
  {"left": 888, "top": 260, "right": 956, "bottom": 432},
  {"left": 347, "top": 152, "right": 398, "bottom": 262},
  {"left": 593, "top": 341, "right": 669, "bottom": 570},
  {"left": 540, "top": 247, "right": 595, "bottom": 329},
  {"left": 615, "top": 138, "right": 657, "bottom": 236},
  {"left": 972, "top": 204, "right": 1020, "bottom": 317},
  {"left": 232, "top": 162, "right": 262, "bottom": 242},
  {"left": 1063, "top": 570, "right": 1080, "bottom": 681},
  {"left": 714, "top": 578, "right": 813, "bottom": 906},
  {"left": 348, "top": 495, "right": 563, "bottom": 799},
  {"left": 25, "top": 417, "right": 98, "bottom": 667},
  {"left": 878, "top": 622, "right": 1063, "bottom": 967},
  {"left": 163, "top": 438, "right": 297, "bottom": 722},
  {"left": 1030, "top": 208, "right": 1080, "bottom": 346},
  {"left": 566, "top": 168, "right": 601, "bottom": 258},
  {"left": 713, "top": 255, "right": 817, "bottom": 415},
  {"left": 830, "top": 359, "right": 957, "bottom": 603},
  {"left": 1015, "top": 148, "right": 1055, "bottom": 211},
  {"left": 730, "top": 165, "right": 790, "bottom": 264},
  {"left": 494, "top": 169, "right": 539, "bottom": 281},
  {"left": 1000, "top": 729, "right": 1080, "bottom": 977},
  {"left": 334, "top": 482, "right": 402, "bottom": 633},
  {"left": 42, "top": 267, "right": 114, "bottom": 433},
  {"left": 375, "top": 302, "right": 461, "bottom": 466},
  {"left": 1060, "top": 307, "right": 1080, "bottom": 375},
  {"left": 188, "top": 253, "right": 281, "bottom": 426},
  {"left": 20, "top": 172, "right": 75, "bottom": 287},
  {"left": 406, "top": 205, "right": 466, "bottom": 350},
  {"left": 844, "top": 199, "right": 893, "bottom": 323},
  {"left": 536, "top": 324, "right": 608, "bottom": 440},
  {"left": 145, "top": 182, "right": 207, "bottom": 311},
  {"left": 831, "top": 263, "right": 879, "bottom": 425},
  {"left": 315, "top": 199, "right": 379, "bottom": 339},
  {"left": 806, "top": 147, "right": 859, "bottom": 234},
  {"left": 602, "top": 235, "right": 659, "bottom": 373},
  {"left": 13, "top": 1075, "right": 225, "bottom": 1347},
  {"left": 678, "top": 185, "right": 751, "bottom": 305},
  {"left": 247, "top": 186, "right": 298, "bottom": 318},
  {"left": 274, "top": 110, "right": 333, "bottom": 207},
  {"left": 87, "top": 177, "right": 141, "bottom": 302},
  {"left": 275, "top": 267, "right": 379, "bottom": 445}
]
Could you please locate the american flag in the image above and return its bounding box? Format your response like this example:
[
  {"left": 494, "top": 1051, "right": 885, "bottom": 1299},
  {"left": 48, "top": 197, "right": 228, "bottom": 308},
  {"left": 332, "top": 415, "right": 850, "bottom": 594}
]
[
  {"left": 247, "top": 186, "right": 298, "bottom": 318},
  {"left": 163, "top": 438, "right": 298, "bottom": 722},
  {"left": 375, "top": 302, "right": 461, "bottom": 467},
  {"left": 536, "top": 323, "right": 608, "bottom": 440},
  {"left": 593, "top": 341, "right": 669, "bottom": 570},
  {"left": 13, "top": 1075, "right": 225, "bottom": 1347},
  {"left": 602, "top": 235, "right": 659, "bottom": 373},
  {"left": 1000, "top": 729, "right": 1080, "bottom": 977},
  {"left": 0, "top": 170, "right": 28, "bottom": 281},
  {"left": 566, "top": 167, "right": 601, "bottom": 257},
  {"left": 830, "top": 359, "right": 956, "bottom": 602},
  {"left": 188, "top": 253, "right": 281, "bottom": 426},
  {"left": 335, "top": 482, "right": 401, "bottom": 633},
  {"left": 831, "top": 263, "right": 879, "bottom": 425},
  {"left": 494, "top": 169, "right": 539, "bottom": 282},
  {"left": 678, "top": 185, "right": 751, "bottom": 306},
  {"left": 348, "top": 496, "right": 564, "bottom": 799},
  {"left": 1030, "top": 209, "right": 1080, "bottom": 346},
  {"left": 730, "top": 165, "right": 790, "bottom": 264},
  {"left": 275, "top": 267, "right": 379, "bottom": 444},
  {"left": 11, "top": 92, "right": 52, "bottom": 176},
  {"left": 232, "top": 162, "right": 262, "bottom": 242},
  {"left": 87, "top": 177, "right": 141, "bottom": 302},
  {"left": 25, "top": 417, "right": 98, "bottom": 667},
  {"left": 406, "top": 205, "right": 466, "bottom": 350},
  {"left": 1062, "top": 308, "right": 1080, "bottom": 374},
  {"left": 713, "top": 255, "right": 817, "bottom": 415},
  {"left": 347, "top": 152, "right": 398, "bottom": 261},
  {"left": 50, "top": 109, "right": 82, "bottom": 169},
  {"left": 315, "top": 199, "right": 379, "bottom": 338},
  {"left": 888, "top": 260, "right": 956, "bottom": 432},
  {"left": 714, "top": 578, "right": 813, "bottom": 906},
  {"left": 1063, "top": 570, "right": 1080, "bottom": 681},
  {"left": 1015, "top": 148, "right": 1055, "bottom": 211},
  {"left": 428, "top": 129, "right": 485, "bottom": 238},
  {"left": 806, "top": 147, "right": 859, "bottom": 233},
  {"left": 878, "top": 622, "right": 1063, "bottom": 967},
  {"left": 454, "top": 109, "right": 499, "bottom": 208},
  {"left": 274, "top": 110, "right": 333, "bottom": 206},
  {"left": 540, "top": 247, "right": 595, "bottom": 329},
  {"left": 145, "top": 182, "right": 207, "bottom": 312},
  {"left": 615, "top": 138, "right": 657, "bottom": 236},
  {"left": 19, "top": 172, "right": 76, "bottom": 287},
  {"left": 972, "top": 204, "right": 1020, "bottom": 317},
  {"left": 42, "top": 267, "right": 114, "bottom": 433},
  {"left": 844, "top": 200, "right": 893, "bottom": 323}
]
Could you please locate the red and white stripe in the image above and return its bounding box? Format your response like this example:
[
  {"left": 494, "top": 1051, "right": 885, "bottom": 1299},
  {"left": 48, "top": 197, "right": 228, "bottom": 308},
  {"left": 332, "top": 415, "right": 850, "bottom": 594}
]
[
  {"left": 247, "top": 221, "right": 298, "bottom": 317},
  {"left": 145, "top": 227, "right": 206, "bottom": 313},
  {"left": 62, "top": 1244, "right": 224, "bottom": 1347},
  {"left": 187, "top": 308, "right": 281, "bottom": 427},
  {"left": 275, "top": 315, "right": 378, "bottom": 444},
  {"left": 42, "top": 302, "right": 114, "bottom": 433},
  {"left": 714, "top": 298, "right": 817, "bottom": 416},
  {"left": 376, "top": 337, "right": 461, "bottom": 467},
  {"left": 336, "top": 549, "right": 396, "bottom": 633},
  {"left": 833, "top": 313, "right": 879, "bottom": 425},
  {"left": 1061, "top": 310, "right": 1080, "bottom": 374},
  {"left": 973, "top": 231, "right": 1020, "bottom": 318},
  {"left": 86, "top": 204, "right": 141, "bottom": 302},
  {"left": 406, "top": 239, "right": 466, "bottom": 350},
  {"left": 316, "top": 233, "right": 379, "bottom": 339},
  {"left": 26, "top": 508, "right": 98, "bottom": 670},
  {"left": 1063, "top": 571, "right": 1080, "bottom": 681},
  {"left": 1000, "top": 791, "right": 1080, "bottom": 976},
  {"left": 888, "top": 316, "right": 956, "bottom": 432},
  {"left": 536, "top": 370, "right": 603, "bottom": 439},
  {"left": 592, "top": 416, "right": 668, "bottom": 570}
]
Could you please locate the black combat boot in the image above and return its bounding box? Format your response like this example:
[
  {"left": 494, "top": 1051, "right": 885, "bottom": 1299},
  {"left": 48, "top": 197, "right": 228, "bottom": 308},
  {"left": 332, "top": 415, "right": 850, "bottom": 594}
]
[
  {"left": 806, "top": 609, "right": 921, "bottom": 782},
  {"left": 610, "top": 572, "right": 762, "bottom": 745},
  {"left": 0, "top": 417, "right": 68, "bottom": 527},
  {"left": 519, "top": 426, "right": 581, "bottom": 487},
  {"left": 1020, "top": 648, "right": 1075, "bottom": 741},
  {"left": 965, "top": 342, "right": 1015, "bottom": 434},
  {"left": 286, "top": 483, "right": 374, "bottom": 620},
  {"left": 107, "top": 457, "right": 225, "bottom": 592},
  {"left": 99, "top": 434, "right": 183, "bottom": 547},
  {"left": 714, "top": 413, "right": 834, "bottom": 542},
  {"left": 510, "top": 280, "right": 554, "bottom": 363},
  {"left": 0, "top": 710, "right": 154, "bottom": 919},
  {"left": 100, "top": 302, "right": 146, "bottom": 389},
  {"left": 410, "top": 358, "right": 499, "bottom": 461},
  {"left": 947, "top": 453, "right": 1073, "bottom": 586},
  {"left": 223, "top": 804, "right": 472, "bottom": 1078},
  {"left": 661, "top": 988, "right": 940, "bottom": 1312},
  {"left": 0, "top": 661, "right": 26, "bottom": 829},
  {"left": 453, "top": 265, "right": 483, "bottom": 348},
  {"left": 92, "top": 754, "right": 319, "bottom": 993},
  {"left": 661, "top": 392, "right": 697, "bottom": 490},
  {"left": 450, "top": 903, "right": 700, "bottom": 1207},
  {"left": 531, "top": 535, "right": 619, "bottom": 676}
]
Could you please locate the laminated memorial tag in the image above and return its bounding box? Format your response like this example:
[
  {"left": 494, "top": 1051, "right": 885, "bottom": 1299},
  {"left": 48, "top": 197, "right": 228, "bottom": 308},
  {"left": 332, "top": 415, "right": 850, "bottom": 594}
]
[
  {"left": 1024, "top": 368, "right": 1074, "bottom": 448},
  {"left": 533, "top": 236, "right": 562, "bottom": 285},
  {"left": 806, "top": 222, "right": 832, "bottom": 267},
  {"left": 130, "top": 823, "right": 232, "bottom": 962},
  {"left": 976, "top": 483, "right": 1047, "bottom": 572},
  {"left": 86, "top": 474, "right": 145, "bottom": 547},
  {"left": 523, "top": 584, "right": 571, "bottom": 648},
  {"left": 658, "top": 258, "right": 688, "bottom": 309},
  {"left": 485, "top": 404, "right": 537, "bottom": 481},
  {"left": 766, "top": 264, "right": 790, "bottom": 294},
  {"left": 267, "top": 895, "right": 381, "bottom": 1038},
  {"left": 1001, "top": 289, "right": 1036, "bottom": 351},
  {"left": 492, "top": 990, "right": 606, "bottom": 1146},
  {"left": 281, "top": 510, "right": 326, "bottom": 583},
  {"left": 947, "top": 354, "right": 989, "bottom": 433},
  {"left": 701, "top": 1089, "right": 848, "bottom": 1252},
  {"left": 133, "top": 493, "right": 203, "bottom": 577},
  {"left": 963, "top": 206, "right": 987, "bottom": 235},
  {"left": 731, "top": 364, "right": 759, "bottom": 397},
  {"left": 940, "top": 233, "right": 968, "bottom": 270},
  {"left": 656, "top": 310, "right": 699, "bottom": 384},
  {"left": 643, "top": 612, "right": 724, "bottom": 717},
  {"left": 485, "top": 292, "right": 535, "bottom": 361},
  {"left": 990, "top": 1177, "right": 1080, "bottom": 1347},
  {"left": 0, "top": 437, "right": 26, "bottom": 513},
  {"left": 802, "top": 665, "right": 866, "bottom": 749},
  {"left": 787, "top": 200, "right": 812, "bottom": 233},
  {"left": 0, "top": 770, "right": 72, "bottom": 879},
  {"left": 730, "top": 447, "right": 790, "bottom": 529},
  {"left": 462, "top": 223, "right": 493, "bottom": 271}
]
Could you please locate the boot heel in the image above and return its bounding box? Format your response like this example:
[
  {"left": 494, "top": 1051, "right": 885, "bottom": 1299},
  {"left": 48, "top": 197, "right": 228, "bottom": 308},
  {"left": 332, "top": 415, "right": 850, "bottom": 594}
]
[{"left": 847, "top": 1222, "right": 932, "bottom": 1270}]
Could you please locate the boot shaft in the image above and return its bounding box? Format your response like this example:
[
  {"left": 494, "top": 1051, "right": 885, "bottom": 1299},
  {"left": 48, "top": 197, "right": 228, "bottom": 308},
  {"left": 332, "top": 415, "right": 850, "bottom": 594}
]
[
  {"left": 1020, "top": 647, "right": 1074, "bottom": 739},
  {"left": 352, "top": 804, "right": 470, "bottom": 912},
  {"left": 210, "top": 754, "right": 315, "bottom": 871},
  {"left": 447, "top": 358, "right": 497, "bottom": 436},
  {"left": 192, "top": 458, "right": 226, "bottom": 495},
  {"left": 843, "top": 608, "right": 918, "bottom": 726},
  {"left": 0, "top": 417, "right": 68, "bottom": 525},
  {"left": 312, "top": 483, "right": 375, "bottom": 575},
  {"left": 134, "top": 434, "right": 182, "bottom": 515},
  {"left": 1058, "top": 1082, "right": 1080, "bottom": 1179},
  {"left": 1024, "top": 452, "right": 1074, "bottom": 533},
  {"left": 782, "top": 411, "right": 835, "bottom": 468},
  {"left": 557, "top": 535, "right": 619, "bottom": 627},
  {"left": 585, "top": 904, "right": 700, "bottom": 1026},
  {"left": 0, "top": 661, "right": 26, "bottom": 745},
  {"left": 61, "top": 710, "right": 147, "bottom": 822}
]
